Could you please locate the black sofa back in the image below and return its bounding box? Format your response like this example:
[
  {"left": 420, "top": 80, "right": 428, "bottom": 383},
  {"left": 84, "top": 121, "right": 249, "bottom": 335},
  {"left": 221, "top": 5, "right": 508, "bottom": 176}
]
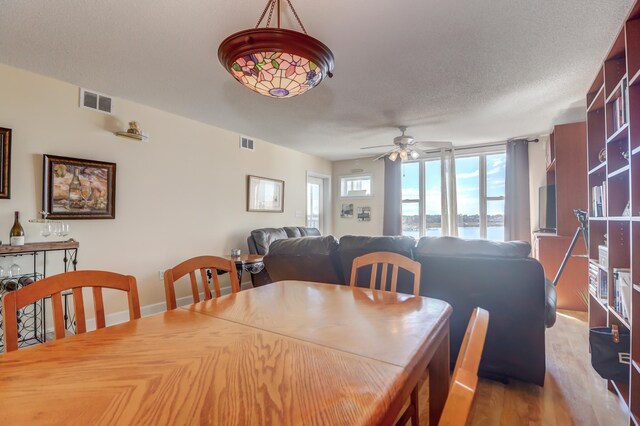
[
  {"left": 263, "top": 236, "right": 343, "bottom": 284},
  {"left": 413, "top": 237, "right": 547, "bottom": 386}
]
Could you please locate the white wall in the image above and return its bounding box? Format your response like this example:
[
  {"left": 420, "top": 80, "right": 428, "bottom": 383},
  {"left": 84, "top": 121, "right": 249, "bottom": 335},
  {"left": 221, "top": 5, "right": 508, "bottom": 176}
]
[
  {"left": 0, "top": 64, "right": 331, "bottom": 313},
  {"left": 528, "top": 135, "right": 549, "bottom": 234},
  {"left": 332, "top": 158, "right": 384, "bottom": 237}
]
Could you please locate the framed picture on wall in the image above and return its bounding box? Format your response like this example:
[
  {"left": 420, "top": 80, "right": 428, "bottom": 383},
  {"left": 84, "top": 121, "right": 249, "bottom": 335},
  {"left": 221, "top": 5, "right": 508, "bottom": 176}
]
[
  {"left": 247, "top": 175, "right": 284, "bottom": 212},
  {"left": 42, "top": 154, "right": 116, "bottom": 219},
  {"left": 0, "top": 127, "right": 12, "bottom": 199}
]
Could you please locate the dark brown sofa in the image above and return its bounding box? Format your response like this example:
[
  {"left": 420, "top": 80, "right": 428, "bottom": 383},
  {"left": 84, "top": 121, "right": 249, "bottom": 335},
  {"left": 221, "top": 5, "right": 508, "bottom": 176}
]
[
  {"left": 246, "top": 226, "right": 321, "bottom": 286},
  {"left": 259, "top": 233, "right": 556, "bottom": 386}
]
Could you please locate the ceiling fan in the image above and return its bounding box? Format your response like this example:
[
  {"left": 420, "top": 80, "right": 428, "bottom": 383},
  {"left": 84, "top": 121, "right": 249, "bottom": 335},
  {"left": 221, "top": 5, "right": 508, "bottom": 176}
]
[{"left": 360, "top": 126, "right": 453, "bottom": 161}]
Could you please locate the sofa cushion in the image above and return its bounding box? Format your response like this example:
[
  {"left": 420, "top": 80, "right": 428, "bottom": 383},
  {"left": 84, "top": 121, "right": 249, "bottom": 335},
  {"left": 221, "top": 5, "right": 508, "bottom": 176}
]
[
  {"left": 299, "top": 227, "right": 321, "bottom": 236},
  {"left": 415, "top": 236, "right": 531, "bottom": 258},
  {"left": 250, "top": 228, "right": 289, "bottom": 255},
  {"left": 264, "top": 236, "right": 343, "bottom": 284},
  {"left": 283, "top": 227, "right": 302, "bottom": 238}
]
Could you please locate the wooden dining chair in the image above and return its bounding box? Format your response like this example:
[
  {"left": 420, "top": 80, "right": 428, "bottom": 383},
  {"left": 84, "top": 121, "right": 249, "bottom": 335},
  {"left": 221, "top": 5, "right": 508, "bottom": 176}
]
[
  {"left": 2, "top": 270, "right": 140, "bottom": 352},
  {"left": 438, "top": 307, "right": 490, "bottom": 426},
  {"left": 164, "top": 255, "right": 239, "bottom": 310},
  {"left": 350, "top": 251, "right": 421, "bottom": 296}
]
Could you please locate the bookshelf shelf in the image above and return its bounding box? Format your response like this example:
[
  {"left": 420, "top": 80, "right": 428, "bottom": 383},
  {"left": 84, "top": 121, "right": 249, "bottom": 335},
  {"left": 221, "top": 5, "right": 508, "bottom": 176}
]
[
  {"left": 586, "top": 4, "right": 640, "bottom": 422},
  {"left": 589, "top": 162, "right": 607, "bottom": 174},
  {"left": 608, "top": 165, "right": 630, "bottom": 178},
  {"left": 607, "top": 122, "right": 629, "bottom": 144},
  {"left": 631, "top": 68, "right": 640, "bottom": 86},
  {"left": 590, "top": 292, "right": 608, "bottom": 311},
  {"left": 608, "top": 305, "right": 631, "bottom": 329}
]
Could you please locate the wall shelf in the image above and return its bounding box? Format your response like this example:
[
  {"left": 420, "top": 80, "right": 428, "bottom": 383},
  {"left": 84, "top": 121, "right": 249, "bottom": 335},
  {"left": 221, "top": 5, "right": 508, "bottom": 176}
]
[{"left": 115, "top": 132, "right": 148, "bottom": 142}]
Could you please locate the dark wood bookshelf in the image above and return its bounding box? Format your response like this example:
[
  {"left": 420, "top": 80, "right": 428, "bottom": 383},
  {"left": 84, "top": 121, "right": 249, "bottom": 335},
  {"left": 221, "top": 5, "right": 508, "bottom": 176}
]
[{"left": 586, "top": 3, "right": 640, "bottom": 421}]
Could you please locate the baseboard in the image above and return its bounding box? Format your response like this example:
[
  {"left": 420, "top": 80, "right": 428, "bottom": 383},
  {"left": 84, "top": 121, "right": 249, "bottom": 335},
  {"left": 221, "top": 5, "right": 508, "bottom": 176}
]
[{"left": 56, "top": 282, "right": 253, "bottom": 333}]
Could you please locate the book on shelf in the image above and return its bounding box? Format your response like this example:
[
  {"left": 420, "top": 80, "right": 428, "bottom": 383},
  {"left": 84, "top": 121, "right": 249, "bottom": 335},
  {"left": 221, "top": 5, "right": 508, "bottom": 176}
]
[
  {"left": 612, "top": 79, "right": 629, "bottom": 132},
  {"left": 591, "top": 182, "right": 607, "bottom": 217},
  {"left": 613, "top": 268, "right": 631, "bottom": 320},
  {"left": 598, "top": 268, "right": 608, "bottom": 301},
  {"left": 598, "top": 245, "right": 608, "bottom": 269},
  {"left": 589, "top": 263, "right": 599, "bottom": 295}
]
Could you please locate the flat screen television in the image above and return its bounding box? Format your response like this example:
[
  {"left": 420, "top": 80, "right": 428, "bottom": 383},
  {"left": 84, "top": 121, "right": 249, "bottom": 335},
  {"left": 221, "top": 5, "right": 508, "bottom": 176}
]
[{"left": 539, "top": 185, "right": 556, "bottom": 232}]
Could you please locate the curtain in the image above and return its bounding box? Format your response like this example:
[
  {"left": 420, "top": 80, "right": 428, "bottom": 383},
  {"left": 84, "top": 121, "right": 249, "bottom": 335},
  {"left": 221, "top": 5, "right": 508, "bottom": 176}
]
[
  {"left": 505, "top": 140, "right": 531, "bottom": 242},
  {"left": 440, "top": 148, "right": 458, "bottom": 236},
  {"left": 383, "top": 156, "right": 402, "bottom": 236}
]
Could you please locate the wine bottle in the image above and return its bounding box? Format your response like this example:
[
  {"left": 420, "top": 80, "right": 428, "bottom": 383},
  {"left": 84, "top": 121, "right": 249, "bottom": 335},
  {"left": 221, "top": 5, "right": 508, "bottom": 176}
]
[
  {"left": 10, "top": 211, "right": 25, "bottom": 246},
  {"left": 68, "top": 168, "right": 82, "bottom": 208}
]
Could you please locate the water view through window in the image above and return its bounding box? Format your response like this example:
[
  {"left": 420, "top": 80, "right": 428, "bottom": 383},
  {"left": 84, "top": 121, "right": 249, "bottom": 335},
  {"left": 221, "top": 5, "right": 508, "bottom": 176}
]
[{"left": 401, "top": 151, "right": 506, "bottom": 241}]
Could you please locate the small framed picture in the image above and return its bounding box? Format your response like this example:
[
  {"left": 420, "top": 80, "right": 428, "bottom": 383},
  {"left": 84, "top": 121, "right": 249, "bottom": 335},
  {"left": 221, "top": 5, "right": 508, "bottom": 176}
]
[
  {"left": 43, "top": 155, "right": 116, "bottom": 219},
  {"left": 247, "top": 175, "right": 284, "bottom": 212},
  {"left": 0, "top": 127, "right": 12, "bottom": 199},
  {"left": 357, "top": 206, "right": 371, "bottom": 221},
  {"left": 341, "top": 203, "right": 354, "bottom": 218}
]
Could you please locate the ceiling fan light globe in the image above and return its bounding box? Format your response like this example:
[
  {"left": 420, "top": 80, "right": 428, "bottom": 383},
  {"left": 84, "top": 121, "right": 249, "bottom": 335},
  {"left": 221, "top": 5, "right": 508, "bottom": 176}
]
[
  {"left": 399, "top": 150, "right": 408, "bottom": 161},
  {"left": 410, "top": 150, "right": 420, "bottom": 160},
  {"left": 388, "top": 151, "right": 398, "bottom": 161}
]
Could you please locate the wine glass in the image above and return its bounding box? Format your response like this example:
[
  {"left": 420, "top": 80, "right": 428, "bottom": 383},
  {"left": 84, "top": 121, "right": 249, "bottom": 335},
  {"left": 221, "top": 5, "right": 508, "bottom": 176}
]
[
  {"left": 9, "top": 263, "right": 20, "bottom": 278},
  {"left": 52, "top": 222, "right": 61, "bottom": 237},
  {"left": 59, "top": 223, "right": 69, "bottom": 238},
  {"left": 41, "top": 222, "right": 52, "bottom": 238}
]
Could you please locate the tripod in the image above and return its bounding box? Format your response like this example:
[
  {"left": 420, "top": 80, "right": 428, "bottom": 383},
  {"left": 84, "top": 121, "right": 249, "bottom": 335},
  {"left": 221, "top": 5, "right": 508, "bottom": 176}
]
[{"left": 552, "top": 209, "right": 589, "bottom": 286}]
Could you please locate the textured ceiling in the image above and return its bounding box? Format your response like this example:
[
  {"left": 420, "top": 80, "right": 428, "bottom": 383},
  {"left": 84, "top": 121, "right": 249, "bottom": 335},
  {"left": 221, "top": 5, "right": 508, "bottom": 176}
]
[{"left": 0, "top": 0, "right": 634, "bottom": 160}]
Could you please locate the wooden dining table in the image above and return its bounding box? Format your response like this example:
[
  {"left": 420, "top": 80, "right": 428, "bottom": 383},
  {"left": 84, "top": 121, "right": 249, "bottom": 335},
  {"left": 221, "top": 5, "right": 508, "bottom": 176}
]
[{"left": 0, "top": 281, "right": 452, "bottom": 425}]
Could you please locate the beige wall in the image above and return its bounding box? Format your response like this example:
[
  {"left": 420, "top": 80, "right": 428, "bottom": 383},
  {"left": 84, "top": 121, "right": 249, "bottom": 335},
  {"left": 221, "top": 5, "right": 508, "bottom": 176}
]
[
  {"left": 528, "top": 135, "right": 549, "bottom": 234},
  {"left": 0, "top": 64, "right": 331, "bottom": 314},
  {"left": 332, "top": 158, "right": 384, "bottom": 237}
]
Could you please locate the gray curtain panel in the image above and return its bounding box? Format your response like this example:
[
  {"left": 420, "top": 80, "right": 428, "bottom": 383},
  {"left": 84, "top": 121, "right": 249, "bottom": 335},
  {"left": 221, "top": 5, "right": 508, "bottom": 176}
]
[
  {"left": 383, "top": 157, "right": 402, "bottom": 236},
  {"left": 505, "top": 140, "right": 531, "bottom": 242}
]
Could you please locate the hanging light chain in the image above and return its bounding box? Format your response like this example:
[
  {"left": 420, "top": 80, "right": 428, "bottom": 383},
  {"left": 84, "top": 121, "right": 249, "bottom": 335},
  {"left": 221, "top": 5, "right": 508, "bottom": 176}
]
[
  {"left": 285, "top": 0, "right": 307, "bottom": 34},
  {"left": 255, "top": 0, "right": 276, "bottom": 28},
  {"left": 255, "top": 0, "right": 308, "bottom": 34}
]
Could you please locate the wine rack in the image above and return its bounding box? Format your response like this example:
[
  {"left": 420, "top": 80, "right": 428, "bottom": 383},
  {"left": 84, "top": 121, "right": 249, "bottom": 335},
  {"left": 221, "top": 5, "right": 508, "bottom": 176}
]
[{"left": 0, "top": 241, "right": 79, "bottom": 352}]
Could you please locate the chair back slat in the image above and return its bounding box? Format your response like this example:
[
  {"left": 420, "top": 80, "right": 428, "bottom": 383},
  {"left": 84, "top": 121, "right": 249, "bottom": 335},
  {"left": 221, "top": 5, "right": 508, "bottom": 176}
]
[
  {"left": 390, "top": 265, "right": 399, "bottom": 293},
  {"left": 439, "top": 307, "right": 490, "bottom": 426},
  {"left": 350, "top": 252, "right": 421, "bottom": 296},
  {"left": 211, "top": 268, "right": 222, "bottom": 297},
  {"left": 163, "top": 256, "right": 239, "bottom": 310},
  {"left": 72, "top": 288, "right": 87, "bottom": 334},
  {"left": 92, "top": 287, "right": 106, "bottom": 329},
  {"left": 126, "top": 276, "right": 141, "bottom": 320},
  {"left": 51, "top": 292, "right": 66, "bottom": 339},
  {"left": 2, "top": 292, "right": 19, "bottom": 352},
  {"left": 1, "top": 270, "right": 140, "bottom": 352}
]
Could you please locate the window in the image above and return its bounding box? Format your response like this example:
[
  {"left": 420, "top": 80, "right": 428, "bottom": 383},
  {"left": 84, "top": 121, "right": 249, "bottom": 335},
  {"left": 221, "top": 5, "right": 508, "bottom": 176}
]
[
  {"left": 401, "top": 149, "right": 506, "bottom": 241},
  {"left": 340, "top": 174, "right": 372, "bottom": 197}
]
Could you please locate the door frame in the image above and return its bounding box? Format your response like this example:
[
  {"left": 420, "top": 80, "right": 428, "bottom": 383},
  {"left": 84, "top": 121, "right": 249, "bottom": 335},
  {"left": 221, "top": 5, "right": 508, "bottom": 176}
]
[{"left": 306, "top": 171, "right": 331, "bottom": 235}]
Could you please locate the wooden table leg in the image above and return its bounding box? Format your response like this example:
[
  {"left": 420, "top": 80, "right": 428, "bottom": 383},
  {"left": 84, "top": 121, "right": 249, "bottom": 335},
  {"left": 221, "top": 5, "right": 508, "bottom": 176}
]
[{"left": 429, "top": 327, "right": 450, "bottom": 425}]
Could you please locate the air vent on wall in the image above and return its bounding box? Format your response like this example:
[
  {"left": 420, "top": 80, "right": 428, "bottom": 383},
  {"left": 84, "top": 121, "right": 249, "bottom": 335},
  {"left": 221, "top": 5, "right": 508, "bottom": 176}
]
[
  {"left": 240, "top": 136, "right": 255, "bottom": 151},
  {"left": 79, "top": 88, "right": 113, "bottom": 114}
]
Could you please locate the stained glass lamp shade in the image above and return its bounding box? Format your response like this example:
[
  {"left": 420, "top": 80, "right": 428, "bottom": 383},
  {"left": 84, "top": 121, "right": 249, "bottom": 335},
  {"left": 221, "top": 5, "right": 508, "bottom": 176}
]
[{"left": 218, "top": 1, "right": 334, "bottom": 99}]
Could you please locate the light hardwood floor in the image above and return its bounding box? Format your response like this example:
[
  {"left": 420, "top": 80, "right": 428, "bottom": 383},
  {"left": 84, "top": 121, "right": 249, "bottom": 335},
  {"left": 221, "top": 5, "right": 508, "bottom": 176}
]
[{"left": 418, "top": 310, "right": 628, "bottom": 425}]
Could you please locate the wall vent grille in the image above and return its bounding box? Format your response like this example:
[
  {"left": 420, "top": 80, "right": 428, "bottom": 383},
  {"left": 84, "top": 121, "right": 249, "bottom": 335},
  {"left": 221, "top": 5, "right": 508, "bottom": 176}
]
[
  {"left": 80, "top": 88, "right": 113, "bottom": 114},
  {"left": 240, "top": 136, "right": 255, "bottom": 151}
]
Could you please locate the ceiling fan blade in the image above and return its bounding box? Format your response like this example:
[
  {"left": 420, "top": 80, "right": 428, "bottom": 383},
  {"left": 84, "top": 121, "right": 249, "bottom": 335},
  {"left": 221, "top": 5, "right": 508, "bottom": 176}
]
[
  {"left": 414, "top": 140, "right": 454, "bottom": 148},
  {"left": 360, "top": 144, "right": 395, "bottom": 150},
  {"left": 374, "top": 152, "right": 389, "bottom": 161}
]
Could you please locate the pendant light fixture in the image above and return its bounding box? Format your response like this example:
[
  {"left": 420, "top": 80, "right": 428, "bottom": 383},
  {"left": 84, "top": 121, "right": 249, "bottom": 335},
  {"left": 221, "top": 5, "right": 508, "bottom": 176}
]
[{"left": 218, "top": 0, "right": 335, "bottom": 98}]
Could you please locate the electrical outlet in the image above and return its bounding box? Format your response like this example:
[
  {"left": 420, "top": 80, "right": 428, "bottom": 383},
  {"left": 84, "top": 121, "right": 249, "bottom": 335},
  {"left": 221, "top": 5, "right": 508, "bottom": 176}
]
[{"left": 158, "top": 270, "right": 165, "bottom": 280}]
